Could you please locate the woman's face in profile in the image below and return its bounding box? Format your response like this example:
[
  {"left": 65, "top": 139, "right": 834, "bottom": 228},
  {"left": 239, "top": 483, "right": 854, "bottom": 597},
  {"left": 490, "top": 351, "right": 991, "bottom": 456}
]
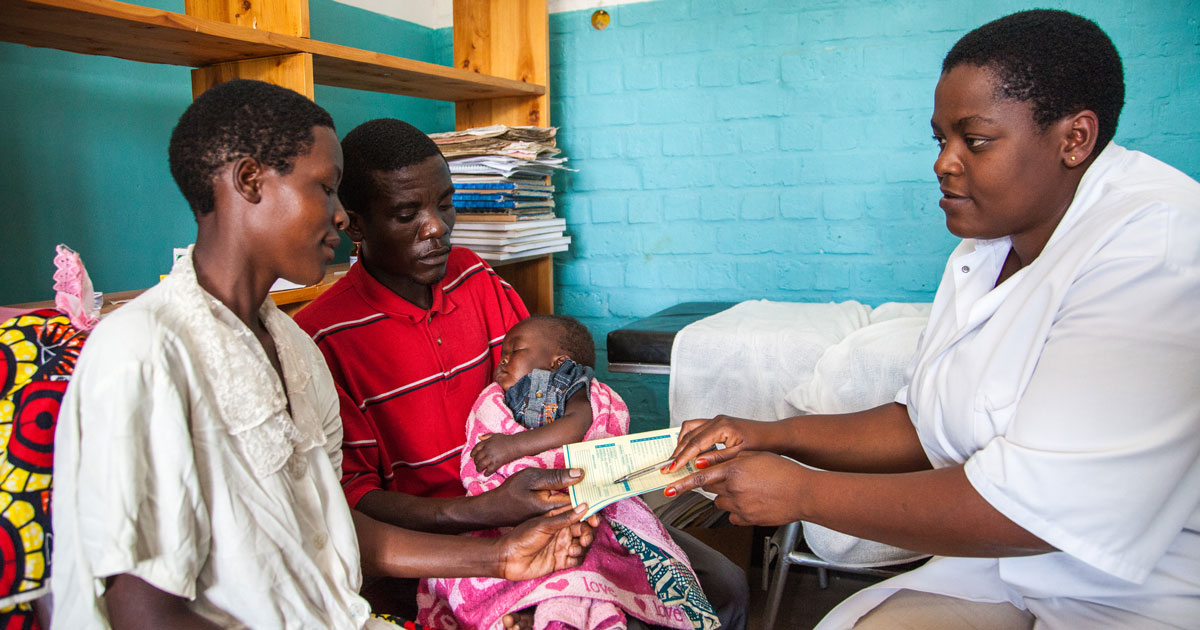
[{"left": 930, "top": 64, "right": 1075, "bottom": 243}]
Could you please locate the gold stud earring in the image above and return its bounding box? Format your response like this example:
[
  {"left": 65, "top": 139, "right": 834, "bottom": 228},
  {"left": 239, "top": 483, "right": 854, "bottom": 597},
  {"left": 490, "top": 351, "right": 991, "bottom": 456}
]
[{"left": 1070, "top": 155, "right": 1077, "bottom": 161}]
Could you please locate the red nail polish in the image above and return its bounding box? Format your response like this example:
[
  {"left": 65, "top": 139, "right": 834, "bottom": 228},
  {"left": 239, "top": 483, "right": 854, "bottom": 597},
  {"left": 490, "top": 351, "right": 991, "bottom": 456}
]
[
  {"left": 664, "top": 487, "right": 677, "bottom": 497},
  {"left": 695, "top": 458, "right": 708, "bottom": 469}
]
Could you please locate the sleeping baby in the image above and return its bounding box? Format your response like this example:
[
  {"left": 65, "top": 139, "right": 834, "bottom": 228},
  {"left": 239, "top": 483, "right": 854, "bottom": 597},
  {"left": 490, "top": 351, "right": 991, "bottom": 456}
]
[{"left": 418, "top": 315, "right": 719, "bottom": 630}]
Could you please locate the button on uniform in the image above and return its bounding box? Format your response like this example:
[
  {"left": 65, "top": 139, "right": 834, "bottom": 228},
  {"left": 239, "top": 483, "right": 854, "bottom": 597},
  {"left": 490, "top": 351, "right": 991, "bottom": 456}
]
[
  {"left": 961, "top": 265, "right": 971, "bottom": 273},
  {"left": 313, "top": 532, "right": 328, "bottom": 550}
]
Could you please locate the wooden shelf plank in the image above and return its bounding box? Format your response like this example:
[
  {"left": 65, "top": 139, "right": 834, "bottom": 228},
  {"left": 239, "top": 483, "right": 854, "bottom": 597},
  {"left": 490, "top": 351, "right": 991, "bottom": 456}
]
[{"left": 0, "top": 0, "right": 545, "bottom": 102}]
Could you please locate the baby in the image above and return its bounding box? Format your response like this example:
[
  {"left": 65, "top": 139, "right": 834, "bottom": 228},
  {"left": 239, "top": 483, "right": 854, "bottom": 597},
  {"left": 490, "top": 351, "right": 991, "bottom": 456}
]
[
  {"left": 471, "top": 314, "right": 597, "bottom": 476},
  {"left": 418, "top": 315, "right": 719, "bottom": 630}
]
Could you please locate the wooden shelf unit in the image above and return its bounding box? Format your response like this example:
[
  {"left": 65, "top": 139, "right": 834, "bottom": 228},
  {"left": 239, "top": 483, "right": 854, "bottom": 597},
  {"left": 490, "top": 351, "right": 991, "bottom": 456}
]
[{"left": 0, "top": 0, "right": 557, "bottom": 314}]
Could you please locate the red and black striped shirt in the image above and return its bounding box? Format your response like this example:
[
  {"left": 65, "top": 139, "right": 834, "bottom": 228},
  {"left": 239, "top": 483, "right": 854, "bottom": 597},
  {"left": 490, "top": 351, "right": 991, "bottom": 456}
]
[{"left": 295, "top": 248, "right": 528, "bottom": 503}]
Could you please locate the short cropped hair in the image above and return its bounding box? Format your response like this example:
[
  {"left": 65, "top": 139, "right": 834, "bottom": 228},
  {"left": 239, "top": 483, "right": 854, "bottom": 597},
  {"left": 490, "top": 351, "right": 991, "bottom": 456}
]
[
  {"left": 943, "top": 9, "right": 1124, "bottom": 150},
  {"left": 525, "top": 314, "right": 596, "bottom": 368},
  {"left": 338, "top": 118, "right": 444, "bottom": 216},
  {"left": 168, "top": 79, "right": 334, "bottom": 216}
]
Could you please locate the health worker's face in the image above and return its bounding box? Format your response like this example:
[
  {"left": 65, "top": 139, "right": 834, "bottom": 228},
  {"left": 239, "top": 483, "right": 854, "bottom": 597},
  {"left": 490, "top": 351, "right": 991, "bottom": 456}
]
[{"left": 931, "top": 64, "right": 1073, "bottom": 245}]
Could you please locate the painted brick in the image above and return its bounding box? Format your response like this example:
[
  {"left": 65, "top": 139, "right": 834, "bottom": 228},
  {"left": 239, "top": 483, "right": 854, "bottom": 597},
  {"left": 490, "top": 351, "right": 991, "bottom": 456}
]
[
  {"left": 738, "top": 261, "right": 782, "bottom": 293},
  {"left": 624, "top": 127, "right": 662, "bottom": 159},
  {"left": 762, "top": 12, "right": 801, "bottom": 47},
  {"left": 570, "top": 160, "right": 640, "bottom": 191},
  {"left": 698, "top": 261, "right": 739, "bottom": 289},
  {"left": 588, "top": 195, "right": 627, "bottom": 223},
  {"left": 730, "top": 0, "right": 772, "bottom": 15},
  {"left": 663, "top": 127, "right": 701, "bottom": 156},
  {"left": 555, "top": 261, "right": 588, "bottom": 287},
  {"left": 617, "top": 0, "right": 689, "bottom": 27},
  {"left": 777, "top": 260, "right": 814, "bottom": 291},
  {"left": 638, "top": 93, "right": 714, "bottom": 124},
  {"left": 698, "top": 57, "right": 738, "bottom": 87},
  {"left": 715, "top": 87, "right": 787, "bottom": 119},
  {"left": 822, "top": 188, "right": 864, "bottom": 220},
  {"left": 586, "top": 129, "right": 623, "bottom": 159},
  {"left": 700, "top": 125, "right": 741, "bottom": 155},
  {"left": 690, "top": 0, "right": 727, "bottom": 18},
  {"left": 626, "top": 260, "right": 696, "bottom": 289},
  {"left": 570, "top": 95, "right": 636, "bottom": 127},
  {"left": 587, "top": 62, "right": 622, "bottom": 94},
  {"left": 814, "top": 262, "right": 852, "bottom": 291},
  {"left": 738, "top": 120, "right": 778, "bottom": 152},
  {"left": 780, "top": 188, "right": 822, "bottom": 219},
  {"left": 816, "top": 154, "right": 884, "bottom": 184},
  {"left": 885, "top": 151, "right": 935, "bottom": 183},
  {"left": 574, "top": 224, "right": 643, "bottom": 257},
  {"left": 588, "top": 260, "right": 625, "bottom": 287},
  {"left": 721, "top": 155, "right": 802, "bottom": 186},
  {"left": 663, "top": 194, "right": 701, "bottom": 221},
  {"left": 642, "top": 159, "right": 717, "bottom": 190},
  {"left": 661, "top": 56, "right": 699, "bottom": 89},
  {"left": 554, "top": 196, "right": 588, "bottom": 228},
  {"left": 623, "top": 60, "right": 660, "bottom": 90},
  {"left": 823, "top": 223, "right": 878, "bottom": 254},
  {"left": 627, "top": 195, "right": 660, "bottom": 224},
  {"left": 740, "top": 190, "right": 778, "bottom": 220},
  {"left": 701, "top": 191, "right": 741, "bottom": 221},
  {"left": 864, "top": 186, "right": 910, "bottom": 220},
  {"left": 780, "top": 51, "right": 820, "bottom": 85},
  {"left": 644, "top": 223, "right": 719, "bottom": 255},
  {"left": 779, "top": 118, "right": 819, "bottom": 151},
  {"left": 892, "top": 260, "right": 942, "bottom": 293},
  {"left": 716, "top": 221, "right": 797, "bottom": 255},
  {"left": 559, "top": 287, "right": 610, "bottom": 318},
  {"left": 643, "top": 22, "right": 717, "bottom": 56},
  {"left": 739, "top": 55, "right": 780, "bottom": 84},
  {"left": 606, "top": 289, "right": 679, "bottom": 319}
]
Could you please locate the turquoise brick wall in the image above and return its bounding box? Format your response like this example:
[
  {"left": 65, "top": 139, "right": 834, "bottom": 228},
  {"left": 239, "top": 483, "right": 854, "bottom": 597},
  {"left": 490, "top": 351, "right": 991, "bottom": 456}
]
[
  {"left": 544, "top": 1, "right": 1200, "bottom": 432},
  {"left": 0, "top": 0, "right": 452, "bottom": 304}
]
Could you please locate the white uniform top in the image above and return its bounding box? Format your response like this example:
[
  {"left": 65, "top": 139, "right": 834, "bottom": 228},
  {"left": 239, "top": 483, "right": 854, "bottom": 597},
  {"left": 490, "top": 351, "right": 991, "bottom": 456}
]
[
  {"left": 818, "top": 143, "right": 1200, "bottom": 629},
  {"left": 52, "top": 249, "right": 392, "bottom": 629}
]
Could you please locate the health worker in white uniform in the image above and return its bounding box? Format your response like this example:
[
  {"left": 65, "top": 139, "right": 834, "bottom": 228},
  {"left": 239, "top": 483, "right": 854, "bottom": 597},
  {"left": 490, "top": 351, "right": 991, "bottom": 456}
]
[{"left": 663, "top": 9, "right": 1200, "bottom": 629}]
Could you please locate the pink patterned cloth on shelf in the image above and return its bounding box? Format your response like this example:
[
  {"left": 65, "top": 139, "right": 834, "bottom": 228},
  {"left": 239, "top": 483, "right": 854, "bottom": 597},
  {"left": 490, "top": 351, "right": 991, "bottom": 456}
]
[
  {"left": 418, "top": 382, "right": 699, "bottom": 630},
  {"left": 52, "top": 244, "right": 99, "bottom": 331}
]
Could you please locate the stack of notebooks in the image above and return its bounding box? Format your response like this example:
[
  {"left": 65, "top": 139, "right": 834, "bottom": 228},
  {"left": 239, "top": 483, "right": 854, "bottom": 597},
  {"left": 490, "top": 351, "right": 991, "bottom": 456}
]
[
  {"left": 430, "top": 125, "right": 573, "bottom": 261},
  {"left": 449, "top": 216, "right": 570, "bottom": 263}
]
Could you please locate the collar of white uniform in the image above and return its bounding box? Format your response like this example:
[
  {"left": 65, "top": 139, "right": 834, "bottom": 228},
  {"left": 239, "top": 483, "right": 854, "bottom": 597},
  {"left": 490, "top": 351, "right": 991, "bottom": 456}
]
[{"left": 158, "top": 245, "right": 325, "bottom": 478}]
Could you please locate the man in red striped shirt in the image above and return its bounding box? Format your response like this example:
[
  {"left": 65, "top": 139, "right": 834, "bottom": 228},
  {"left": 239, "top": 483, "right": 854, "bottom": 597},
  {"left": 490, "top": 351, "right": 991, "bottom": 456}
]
[{"left": 296, "top": 119, "right": 747, "bottom": 628}]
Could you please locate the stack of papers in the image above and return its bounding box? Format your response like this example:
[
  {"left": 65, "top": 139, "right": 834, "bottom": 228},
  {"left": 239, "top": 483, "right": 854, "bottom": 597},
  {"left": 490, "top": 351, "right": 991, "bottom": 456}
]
[
  {"left": 451, "top": 217, "right": 571, "bottom": 262},
  {"left": 432, "top": 127, "right": 574, "bottom": 260}
]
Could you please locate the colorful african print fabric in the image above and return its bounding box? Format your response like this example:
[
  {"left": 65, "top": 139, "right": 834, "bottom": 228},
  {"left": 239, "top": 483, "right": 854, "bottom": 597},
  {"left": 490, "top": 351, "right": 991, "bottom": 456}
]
[
  {"left": 611, "top": 520, "right": 721, "bottom": 630},
  {"left": 0, "top": 308, "right": 88, "bottom": 627}
]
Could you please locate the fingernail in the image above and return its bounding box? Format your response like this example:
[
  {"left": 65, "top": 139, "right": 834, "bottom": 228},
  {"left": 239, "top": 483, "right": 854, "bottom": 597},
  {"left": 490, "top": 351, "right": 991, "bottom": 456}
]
[
  {"left": 664, "top": 487, "right": 677, "bottom": 497},
  {"left": 575, "top": 503, "right": 587, "bottom": 513},
  {"left": 660, "top": 465, "right": 671, "bottom": 473},
  {"left": 695, "top": 458, "right": 708, "bottom": 469},
  {"left": 568, "top": 468, "right": 582, "bottom": 478}
]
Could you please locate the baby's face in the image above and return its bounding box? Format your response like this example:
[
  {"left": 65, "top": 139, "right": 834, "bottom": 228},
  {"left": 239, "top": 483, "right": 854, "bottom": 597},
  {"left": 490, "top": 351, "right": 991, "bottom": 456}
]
[{"left": 494, "top": 320, "right": 563, "bottom": 391}]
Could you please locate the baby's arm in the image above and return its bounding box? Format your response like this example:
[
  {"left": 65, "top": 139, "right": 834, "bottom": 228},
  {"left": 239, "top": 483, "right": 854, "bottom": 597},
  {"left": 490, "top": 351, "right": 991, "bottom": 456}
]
[{"left": 471, "top": 390, "right": 594, "bottom": 475}]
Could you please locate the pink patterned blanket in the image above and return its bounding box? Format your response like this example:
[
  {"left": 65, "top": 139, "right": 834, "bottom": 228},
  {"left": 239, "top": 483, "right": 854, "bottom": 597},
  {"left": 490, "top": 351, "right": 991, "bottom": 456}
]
[{"left": 418, "top": 381, "right": 698, "bottom": 630}]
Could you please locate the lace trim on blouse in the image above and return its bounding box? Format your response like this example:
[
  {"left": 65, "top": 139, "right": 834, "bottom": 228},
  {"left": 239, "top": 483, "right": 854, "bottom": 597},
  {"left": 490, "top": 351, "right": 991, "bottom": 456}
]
[{"left": 158, "top": 246, "right": 325, "bottom": 478}]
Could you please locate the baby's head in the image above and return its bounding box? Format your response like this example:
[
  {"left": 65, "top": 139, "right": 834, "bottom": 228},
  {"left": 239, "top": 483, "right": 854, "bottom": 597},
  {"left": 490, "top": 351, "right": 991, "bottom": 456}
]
[{"left": 494, "top": 315, "right": 595, "bottom": 391}]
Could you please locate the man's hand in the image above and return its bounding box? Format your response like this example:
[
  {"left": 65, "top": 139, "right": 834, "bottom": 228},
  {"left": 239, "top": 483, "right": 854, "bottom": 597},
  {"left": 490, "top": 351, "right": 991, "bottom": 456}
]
[
  {"left": 494, "top": 504, "right": 601, "bottom": 581},
  {"left": 481, "top": 467, "right": 583, "bottom": 527},
  {"left": 471, "top": 433, "right": 524, "bottom": 476},
  {"left": 665, "top": 451, "right": 806, "bottom": 526}
]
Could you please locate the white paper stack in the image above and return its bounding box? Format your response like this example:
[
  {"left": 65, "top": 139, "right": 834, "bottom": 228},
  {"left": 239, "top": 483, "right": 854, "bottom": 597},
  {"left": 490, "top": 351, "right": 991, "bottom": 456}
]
[{"left": 451, "top": 216, "right": 571, "bottom": 262}]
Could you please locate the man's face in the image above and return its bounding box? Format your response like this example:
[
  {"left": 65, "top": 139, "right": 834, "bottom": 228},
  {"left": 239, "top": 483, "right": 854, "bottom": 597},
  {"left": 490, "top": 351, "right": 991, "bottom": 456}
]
[{"left": 347, "top": 154, "right": 456, "bottom": 307}]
